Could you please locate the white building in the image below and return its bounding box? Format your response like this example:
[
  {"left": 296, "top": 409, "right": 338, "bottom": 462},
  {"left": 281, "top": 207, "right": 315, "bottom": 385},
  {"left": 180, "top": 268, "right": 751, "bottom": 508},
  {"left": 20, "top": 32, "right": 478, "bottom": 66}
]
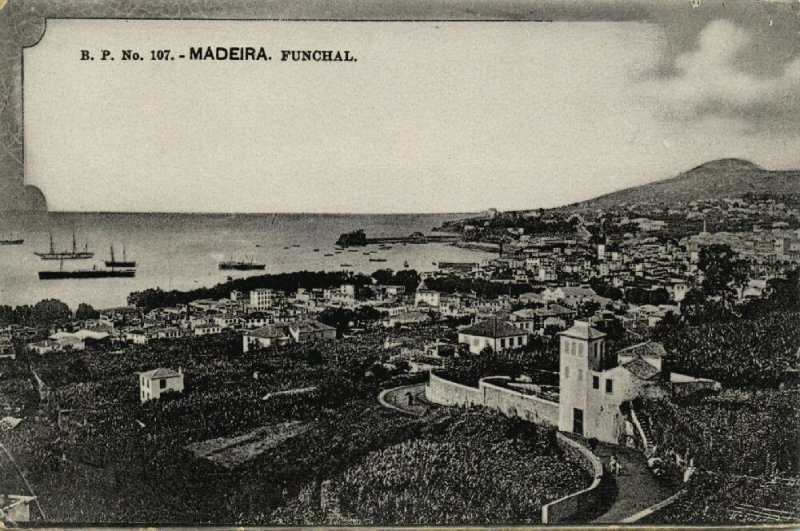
[
  {"left": 414, "top": 279, "right": 440, "bottom": 308},
  {"left": 250, "top": 288, "right": 277, "bottom": 310},
  {"left": 457, "top": 318, "right": 529, "bottom": 355},
  {"left": 1, "top": 495, "right": 36, "bottom": 524},
  {"left": 138, "top": 367, "right": 184, "bottom": 403},
  {"left": 558, "top": 321, "right": 670, "bottom": 444}
]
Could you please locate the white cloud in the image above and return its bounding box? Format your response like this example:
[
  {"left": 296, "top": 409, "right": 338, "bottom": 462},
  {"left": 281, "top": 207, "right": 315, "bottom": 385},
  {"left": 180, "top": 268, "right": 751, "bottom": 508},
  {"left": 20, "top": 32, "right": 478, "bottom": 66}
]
[{"left": 644, "top": 19, "right": 800, "bottom": 131}]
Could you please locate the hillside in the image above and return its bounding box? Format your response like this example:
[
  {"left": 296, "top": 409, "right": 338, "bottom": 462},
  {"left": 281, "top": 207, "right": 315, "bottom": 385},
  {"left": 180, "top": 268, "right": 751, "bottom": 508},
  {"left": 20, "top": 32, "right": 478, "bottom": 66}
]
[{"left": 571, "top": 159, "right": 800, "bottom": 209}]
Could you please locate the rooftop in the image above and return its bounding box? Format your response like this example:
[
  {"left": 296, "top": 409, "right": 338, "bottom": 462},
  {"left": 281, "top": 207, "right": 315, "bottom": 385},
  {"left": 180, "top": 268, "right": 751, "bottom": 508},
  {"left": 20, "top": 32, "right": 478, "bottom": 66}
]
[
  {"left": 617, "top": 341, "right": 668, "bottom": 360},
  {"left": 560, "top": 320, "right": 607, "bottom": 340},
  {"left": 460, "top": 318, "right": 526, "bottom": 339},
  {"left": 621, "top": 358, "right": 661, "bottom": 381},
  {"left": 139, "top": 367, "right": 181, "bottom": 379}
]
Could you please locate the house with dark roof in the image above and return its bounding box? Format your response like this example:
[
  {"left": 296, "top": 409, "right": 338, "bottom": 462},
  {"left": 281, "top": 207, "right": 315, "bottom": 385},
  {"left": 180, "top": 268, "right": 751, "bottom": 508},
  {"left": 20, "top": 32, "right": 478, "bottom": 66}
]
[
  {"left": 288, "top": 321, "right": 337, "bottom": 343},
  {"left": 457, "top": 317, "right": 529, "bottom": 354},
  {"left": 138, "top": 367, "right": 184, "bottom": 403},
  {"left": 616, "top": 341, "right": 668, "bottom": 372},
  {"left": 242, "top": 324, "right": 290, "bottom": 352}
]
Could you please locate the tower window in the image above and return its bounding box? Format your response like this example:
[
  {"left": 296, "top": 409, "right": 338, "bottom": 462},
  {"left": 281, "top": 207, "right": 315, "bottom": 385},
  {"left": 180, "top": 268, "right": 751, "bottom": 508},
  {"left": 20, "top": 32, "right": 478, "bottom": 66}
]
[
  {"left": 605, "top": 379, "right": 613, "bottom": 394},
  {"left": 565, "top": 366, "right": 570, "bottom": 379},
  {"left": 592, "top": 376, "right": 599, "bottom": 389}
]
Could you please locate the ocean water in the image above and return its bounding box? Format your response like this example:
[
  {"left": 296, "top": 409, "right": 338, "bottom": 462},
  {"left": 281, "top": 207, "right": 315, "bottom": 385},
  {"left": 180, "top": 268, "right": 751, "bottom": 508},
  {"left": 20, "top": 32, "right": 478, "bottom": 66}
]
[{"left": 0, "top": 212, "right": 490, "bottom": 309}]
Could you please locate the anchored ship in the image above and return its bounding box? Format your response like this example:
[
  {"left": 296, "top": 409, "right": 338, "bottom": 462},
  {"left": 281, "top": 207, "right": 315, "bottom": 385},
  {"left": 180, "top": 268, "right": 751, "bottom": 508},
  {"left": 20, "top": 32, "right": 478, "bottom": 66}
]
[
  {"left": 39, "top": 260, "right": 135, "bottom": 280},
  {"left": 219, "top": 256, "right": 266, "bottom": 271},
  {"left": 34, "top": 231, "right": 93, "bottom": 260},
  {"left": 0, "top": 231, "right": 23, "bottom": 245},
  {"left": 105, "top": 244, "right": 136, "bottom": 268}
]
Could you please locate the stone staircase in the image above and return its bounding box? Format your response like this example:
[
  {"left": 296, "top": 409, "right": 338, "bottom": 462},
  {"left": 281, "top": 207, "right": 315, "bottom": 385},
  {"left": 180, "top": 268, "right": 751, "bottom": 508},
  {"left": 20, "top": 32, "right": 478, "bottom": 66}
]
[{"left": 630, "top": 407, "right": 654, "bottom": 454}]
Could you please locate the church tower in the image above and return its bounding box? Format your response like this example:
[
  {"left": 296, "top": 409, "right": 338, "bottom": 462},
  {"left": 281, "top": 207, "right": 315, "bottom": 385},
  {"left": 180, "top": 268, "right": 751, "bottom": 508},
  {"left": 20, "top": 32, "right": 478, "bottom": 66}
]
[{"left": 558, "top": 320, "right": 607, "bottom": 436}]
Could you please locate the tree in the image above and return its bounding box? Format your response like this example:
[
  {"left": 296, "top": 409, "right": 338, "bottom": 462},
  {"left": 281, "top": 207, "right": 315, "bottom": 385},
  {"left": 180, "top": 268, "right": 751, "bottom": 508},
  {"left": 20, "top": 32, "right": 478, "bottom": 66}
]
[
  {"left": 699, "top": 244, "right": 748, "bottom": 303},
  {"left": 681, "top": 289, "right": 706, "bottom": 325},
  {"left": 317, "top": 307, "right": 355, "bottom": 335},
  {"left": 394, "top": 269, "right": 421, "bottom": 292},
  {"left": 75, "top": 303, "right": 99, "bottom": 321},
  {"left": 370, "top": 269, "right": 395, "bottom": 285},
  {"left": 31, "top": 299, "right": 72, "bottom": 327}
]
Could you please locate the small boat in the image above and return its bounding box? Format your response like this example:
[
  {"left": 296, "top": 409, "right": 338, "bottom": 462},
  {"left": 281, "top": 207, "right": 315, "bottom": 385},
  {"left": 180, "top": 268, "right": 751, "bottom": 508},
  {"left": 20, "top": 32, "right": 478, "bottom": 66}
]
[
  {"left": 362, "top": 252, "right": 371, "bottom": 256},
  {"left": 313, "top": 248, "right": 320, "bottom": 252},
  {"left": 292, "top": 244, "right": 300, "bottom": 248},
  {"left": 340, "top": 263, "right": 352, "bottom": 267},
  {"left": 0, "top": 232, "right": 23, "bottom": 245},
  {"left": 369, "top": 258, "right": 387, "bottom": 262},
  {"left": 283, "top": 246, "right": 290, "bottom": 250},
  {"left": 256, "top": 244, "right": 261, "bottom": 248},
  {"left": 335, "top": 251, "right": 342, "bottom": 254}
]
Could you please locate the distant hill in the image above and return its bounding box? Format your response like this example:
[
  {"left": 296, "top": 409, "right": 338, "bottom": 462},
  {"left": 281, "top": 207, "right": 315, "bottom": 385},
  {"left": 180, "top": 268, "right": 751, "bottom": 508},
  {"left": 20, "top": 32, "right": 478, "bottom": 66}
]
[{"left": 571, "top": 158, "right": 800, "bottom": 209}]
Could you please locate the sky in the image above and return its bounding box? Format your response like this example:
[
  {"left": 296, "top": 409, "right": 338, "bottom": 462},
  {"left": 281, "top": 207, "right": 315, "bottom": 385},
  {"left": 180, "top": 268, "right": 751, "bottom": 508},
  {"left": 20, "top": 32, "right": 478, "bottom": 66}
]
[{"left": 22, "top": 15, "right": 800, "bottom": 214}]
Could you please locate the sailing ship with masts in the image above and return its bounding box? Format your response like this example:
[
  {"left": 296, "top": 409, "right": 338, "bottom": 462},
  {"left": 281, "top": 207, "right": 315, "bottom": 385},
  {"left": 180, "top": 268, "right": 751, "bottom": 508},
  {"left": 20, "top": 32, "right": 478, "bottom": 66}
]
[
  {"left": 105, "top": 244, "right": 136, "bottom": 268},
  {"left": 34, "top": 231, "right": 93, "bottom": 260}
]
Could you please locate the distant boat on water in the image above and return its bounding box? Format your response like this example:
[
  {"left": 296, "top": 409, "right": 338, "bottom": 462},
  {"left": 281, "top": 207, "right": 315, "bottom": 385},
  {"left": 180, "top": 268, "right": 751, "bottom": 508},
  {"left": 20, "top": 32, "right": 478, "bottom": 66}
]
[
  {"left": 34, "top": 231, "right": 93, "bottom": 260},
  {"left": 369, "top": 258, "right": 387, "bottom": 262},
  {"left": 105, "top": 244, "right": 136, "bottom": 268},
  {"left": 219, "top": 255, "right": 266, "bottom": 271},
  {"left": 0, "top": 231, "right": 23, "bottom": 245}
]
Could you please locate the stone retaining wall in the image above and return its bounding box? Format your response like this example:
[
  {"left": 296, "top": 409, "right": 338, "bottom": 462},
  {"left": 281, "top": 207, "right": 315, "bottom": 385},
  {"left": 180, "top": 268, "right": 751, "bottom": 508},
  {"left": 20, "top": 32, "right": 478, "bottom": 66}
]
[
  {"left": 424, "top": 373, "right": 482, "bottom": 407},
  {"left": 541, "top": 433, "right": 605, "bottom": 524}
]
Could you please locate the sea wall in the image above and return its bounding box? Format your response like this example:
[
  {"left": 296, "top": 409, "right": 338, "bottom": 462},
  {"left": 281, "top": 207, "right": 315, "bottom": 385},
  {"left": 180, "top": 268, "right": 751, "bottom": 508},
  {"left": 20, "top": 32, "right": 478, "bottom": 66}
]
[{"left": 541, "top": 433, "right": 605, "bottom": 524}]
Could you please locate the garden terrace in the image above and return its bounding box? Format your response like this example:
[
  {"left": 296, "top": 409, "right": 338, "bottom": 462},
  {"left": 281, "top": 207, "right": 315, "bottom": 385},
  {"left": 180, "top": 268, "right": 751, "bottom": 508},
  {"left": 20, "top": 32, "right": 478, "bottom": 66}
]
[
  {"left": 0, "top": 331, "right": 442, "bottom": 524},
  {"left": 270, "top": 408, "right": 589, "bottom": 525}
]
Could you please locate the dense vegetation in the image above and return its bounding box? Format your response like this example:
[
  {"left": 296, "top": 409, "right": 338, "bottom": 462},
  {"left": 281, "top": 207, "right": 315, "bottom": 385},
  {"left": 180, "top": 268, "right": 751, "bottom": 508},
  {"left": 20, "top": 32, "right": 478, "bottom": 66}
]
[
  {"left": 640, "top": 392, "right": 799, "bottom": 478},
  {"left": 0, "top": 330, "right": 428, "bottom": 523},
  {"left": 0, "top": 324, "right": 590, "bottom": 525},
  {"left": 271, "top": 409, "right": 587, "bottom": 525},
  {"left": 656, "top": 310, "right": 800, "bottom": 388}
]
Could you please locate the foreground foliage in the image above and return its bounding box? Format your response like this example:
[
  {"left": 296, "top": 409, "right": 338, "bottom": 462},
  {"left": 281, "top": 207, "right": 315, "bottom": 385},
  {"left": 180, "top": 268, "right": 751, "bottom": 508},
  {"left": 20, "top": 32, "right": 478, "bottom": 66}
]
[{"left": 272, "top": 409, "right": 588, "bottom": 525}]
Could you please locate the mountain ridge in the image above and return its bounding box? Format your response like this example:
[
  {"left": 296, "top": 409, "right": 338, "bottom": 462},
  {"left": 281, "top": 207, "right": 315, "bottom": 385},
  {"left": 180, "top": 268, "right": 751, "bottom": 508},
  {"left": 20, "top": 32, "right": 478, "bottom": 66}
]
[{"left": 567, "top": 158, "right": 800, "bottom": 209}]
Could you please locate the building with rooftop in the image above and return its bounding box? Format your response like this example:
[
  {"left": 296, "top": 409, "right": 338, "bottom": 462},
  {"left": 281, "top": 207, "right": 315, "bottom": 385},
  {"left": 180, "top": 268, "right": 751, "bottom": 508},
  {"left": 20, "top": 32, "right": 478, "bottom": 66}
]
[
  {"left": 1, "top": 495, "right": 36, "bottom": 524},
  {"left": 414, "top": 279, "right": 441, "bottom": 308},
  {"left": 138, "top": 367, "right": 184, "bottom": 403},
  {"left": 458, "top": 317, "right": 529, "bottom": 354}
]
